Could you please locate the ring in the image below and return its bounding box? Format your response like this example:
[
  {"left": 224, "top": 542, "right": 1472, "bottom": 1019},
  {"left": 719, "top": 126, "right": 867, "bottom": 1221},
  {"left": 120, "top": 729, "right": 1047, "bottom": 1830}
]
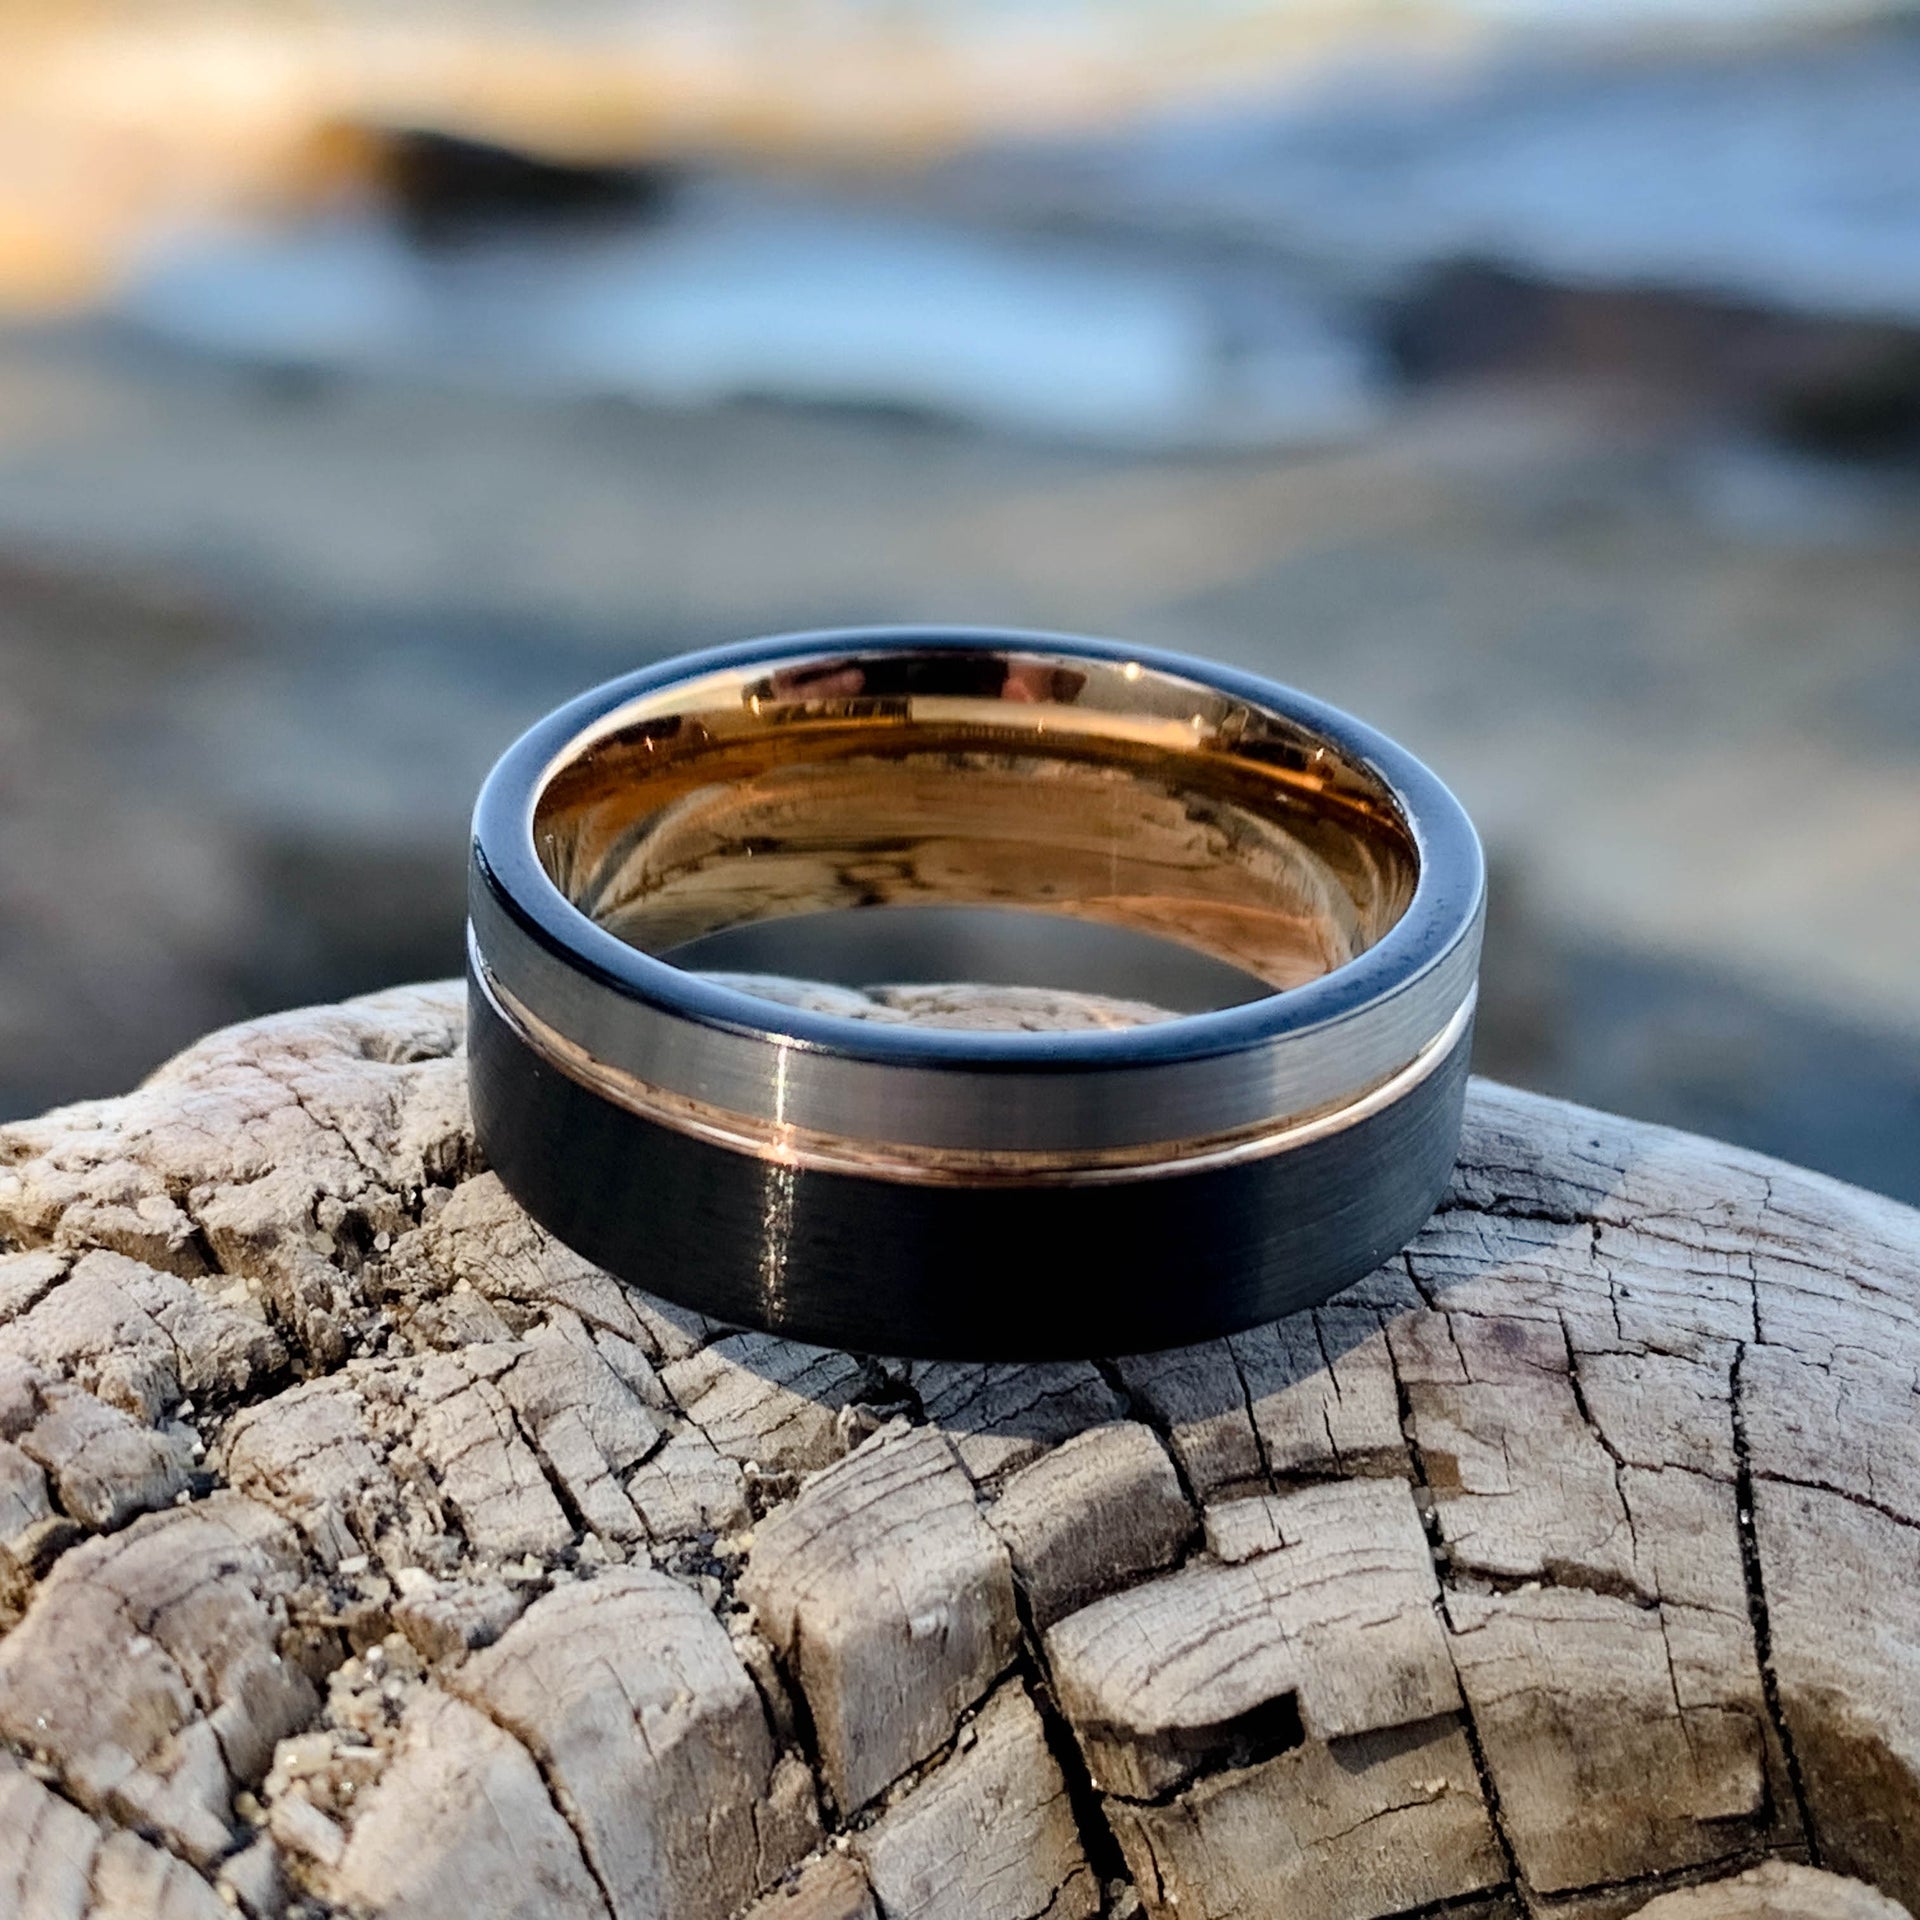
[{"left": 467, "top": 628, "right": 1484, "bottom": 1359}]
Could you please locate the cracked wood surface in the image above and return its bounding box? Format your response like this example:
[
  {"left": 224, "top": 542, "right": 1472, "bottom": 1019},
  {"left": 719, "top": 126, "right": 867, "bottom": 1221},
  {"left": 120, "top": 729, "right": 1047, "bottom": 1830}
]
[{"left": 0, "top": 978, "right": 1915, "bottom": 1920}]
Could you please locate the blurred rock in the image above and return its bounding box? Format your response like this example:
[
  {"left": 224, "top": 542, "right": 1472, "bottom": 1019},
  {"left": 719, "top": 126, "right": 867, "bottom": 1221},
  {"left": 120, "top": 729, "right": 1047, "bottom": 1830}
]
[{"left": 374, "top": 127, "right": 674, "bottom": 245}]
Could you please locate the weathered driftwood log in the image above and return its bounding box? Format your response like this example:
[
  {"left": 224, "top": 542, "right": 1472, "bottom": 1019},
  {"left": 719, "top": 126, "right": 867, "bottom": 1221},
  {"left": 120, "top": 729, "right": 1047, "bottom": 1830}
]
[{"left": 0, "top": 979, "right": 1917, "bottom": 1920}]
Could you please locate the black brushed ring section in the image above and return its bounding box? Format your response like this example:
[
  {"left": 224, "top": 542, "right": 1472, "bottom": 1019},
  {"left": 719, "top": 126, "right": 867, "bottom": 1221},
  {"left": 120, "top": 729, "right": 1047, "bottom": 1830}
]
[{"left": 468, "top": 957, "right": 1473, "bottom": 1359}]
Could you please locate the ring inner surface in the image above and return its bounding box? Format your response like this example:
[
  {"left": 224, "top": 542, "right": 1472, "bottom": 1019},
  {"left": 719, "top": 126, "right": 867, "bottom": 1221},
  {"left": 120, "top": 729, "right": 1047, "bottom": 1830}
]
[{"left": 531, "top": 647, "right": 1419, "bottom": 995}]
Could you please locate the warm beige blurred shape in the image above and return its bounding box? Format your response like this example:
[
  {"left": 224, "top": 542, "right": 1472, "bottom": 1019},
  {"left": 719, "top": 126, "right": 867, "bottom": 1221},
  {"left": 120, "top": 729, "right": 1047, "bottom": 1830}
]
[{"left": 0, "top": 0, "right": 1472, "bottom": 310}]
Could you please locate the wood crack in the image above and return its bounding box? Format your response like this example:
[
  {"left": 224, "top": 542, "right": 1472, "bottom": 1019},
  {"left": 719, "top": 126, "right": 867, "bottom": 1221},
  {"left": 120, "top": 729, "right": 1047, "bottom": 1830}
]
[
  {"left": 1729, "top": 1343, "right": 1822, "bottom": 1869},
  {"left": 1386, "top": 1332, "right": 1528, "bottom": 1902},
  {"left": 448, "top": 1681, "right": 619, "bottom": 1920}
]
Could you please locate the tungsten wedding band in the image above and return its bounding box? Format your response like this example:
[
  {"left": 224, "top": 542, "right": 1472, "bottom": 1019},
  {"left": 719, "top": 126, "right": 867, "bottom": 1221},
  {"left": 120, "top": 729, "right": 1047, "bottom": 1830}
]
[{"left": 466, "top": 628, "right": 1484, "bottom": 1358}]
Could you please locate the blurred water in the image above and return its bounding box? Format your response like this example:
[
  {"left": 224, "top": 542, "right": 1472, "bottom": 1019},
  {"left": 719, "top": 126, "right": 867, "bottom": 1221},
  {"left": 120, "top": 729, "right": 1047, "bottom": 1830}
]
[
  {"left": 946, "top": 24, "right": 1920, "bottom": 324},
  {"left": 123, "top": 188, "right": 1381, "bottom": 450},
  {"left": 118, "top": 20, "right": 1920, "bottom": 450},
  {"left": 1432, "top": 0, "right": 1898, "bottom": 18}
]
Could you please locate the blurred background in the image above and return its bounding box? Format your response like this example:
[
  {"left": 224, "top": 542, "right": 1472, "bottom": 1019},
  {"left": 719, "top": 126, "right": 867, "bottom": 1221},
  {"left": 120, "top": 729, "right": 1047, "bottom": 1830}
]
[{"left": 1, "top": 0, "right": 1917, "bottom": 1199}]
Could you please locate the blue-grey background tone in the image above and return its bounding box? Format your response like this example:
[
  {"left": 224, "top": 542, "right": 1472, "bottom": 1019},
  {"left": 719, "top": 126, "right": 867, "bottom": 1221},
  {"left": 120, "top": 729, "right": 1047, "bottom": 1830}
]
[{"left": 2, "top": 0, "right": 1917, "bottom": 1200}]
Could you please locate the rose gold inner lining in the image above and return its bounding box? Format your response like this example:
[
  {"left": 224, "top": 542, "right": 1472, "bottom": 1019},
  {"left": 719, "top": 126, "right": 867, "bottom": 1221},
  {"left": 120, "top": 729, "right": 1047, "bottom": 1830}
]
[{"left": 533, "top": 649, "right": 1419, "bottom": 994}]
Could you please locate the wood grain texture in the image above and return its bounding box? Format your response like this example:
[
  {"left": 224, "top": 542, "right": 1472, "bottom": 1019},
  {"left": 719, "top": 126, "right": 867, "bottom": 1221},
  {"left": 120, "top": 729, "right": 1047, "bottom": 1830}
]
[{"left": 0, "top": 977, "right": 1915, "bottom": 1920}]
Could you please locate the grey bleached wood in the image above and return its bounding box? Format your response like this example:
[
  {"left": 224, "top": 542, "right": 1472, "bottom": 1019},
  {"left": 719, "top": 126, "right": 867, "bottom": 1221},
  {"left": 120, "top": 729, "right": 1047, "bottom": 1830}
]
[
  {"left": 987, "top": 1420, "right": 1193, "bottom": 1629},
  {"left": 331, "top": 1689, "right": 605, "bottom": 1920},
  {"left": 739, "top": 1418, "right": 1022, "bottom": 1815},
  {"left": 739, "top": 1854, "right": 879, "bottom": 1920},
  {"left": 1045, "top": 1478, "right": 1463, "bottom": 1800},
  {"left": 1624, "top": 1864, "right": 1912, "bottom": 1920},
  {"left": 0, "top": 978, "right": 1913, "bottom": 1920},
  {"left": 448, "top": 1566, "right": 821, "bottom": 1920},
  {"left": 853, "top": 1683, "right": 1099, "bottom": 1920}
]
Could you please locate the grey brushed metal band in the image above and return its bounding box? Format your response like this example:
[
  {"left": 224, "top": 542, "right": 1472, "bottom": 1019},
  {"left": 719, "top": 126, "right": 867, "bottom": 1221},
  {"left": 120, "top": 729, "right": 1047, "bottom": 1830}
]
[{"left": 467, "top": 877, "right": 1479, "bottom": 1156}]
